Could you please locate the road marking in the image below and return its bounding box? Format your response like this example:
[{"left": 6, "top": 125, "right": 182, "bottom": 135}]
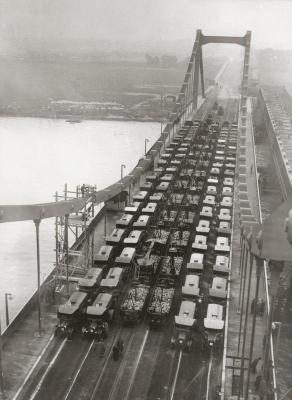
[
  {"left": 205, "top": 349, "right": 214, "bottom": 400},
  {"left": 124, "top": 329, "right": 149, "bottom": 400},
  {"left": 12, "top": 334, "right": 60, "bottom": 400},
  {"left": 182, "top": 363, "right": 205, "bottom": 394},
  {"left": 169, "top": 350, "right": 182, "bottom": 400},
  {"left": 63, "top": 339, "right": 95, "bottom": 400},
  {"left": 29, "top": 338, "right": 67, "bottom": 400}
]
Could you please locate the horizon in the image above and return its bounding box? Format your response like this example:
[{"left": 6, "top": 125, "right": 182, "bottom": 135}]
[{"left": 1, "top": 0, "right": 292, "bottom": 57}]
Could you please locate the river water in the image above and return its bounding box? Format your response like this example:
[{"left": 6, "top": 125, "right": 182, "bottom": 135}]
[{"left": 0, "top": 117, "right": 160, "bottom": 327}]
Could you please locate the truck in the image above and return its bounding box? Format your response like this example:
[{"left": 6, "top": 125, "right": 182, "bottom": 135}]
[
  {"left": 82, "top": 292, "right": 116, "bottom": 339},
  {"left": 120, "top": 284, "right": 150, "bottom": 323},
  {"left": 136, "top": 249, "right": 161, "bottom": 285},
  {"left": 56, "top": 291, "right": 88, "bottom": 339},
  {"left": 158, "top": 256, "right": 183, "bottom": 286},
  {"left": 171, "top": 300, "right": 196, "bottom": 351},
  {"left": 148, "top": 286, "right": 175, "bottom": 328},
  {"left": 203, "top": 303, "right": 224, "bottom": 349}
]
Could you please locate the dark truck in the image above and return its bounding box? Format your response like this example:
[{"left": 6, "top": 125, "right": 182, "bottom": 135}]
[{"left": 148, "top": 286, "right": 175, "bottom": 328}]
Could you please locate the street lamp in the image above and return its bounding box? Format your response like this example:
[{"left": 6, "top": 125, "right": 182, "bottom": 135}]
[
  {"left": 5, "top": 293, "right": 12, "bottom": 327},
  {"left": 144, "top": 138, "right": 149, "bottom": 155},
  {"left": 120, "top": 164, "right": 126, "bottom": 180}
]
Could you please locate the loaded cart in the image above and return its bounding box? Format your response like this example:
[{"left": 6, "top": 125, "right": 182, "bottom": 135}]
[
  {"left": 120, "top": 284, "right": 150, "bottom": 324},
  {"left": 148, "top": 286, "right": 175, "bottom": 328},
  {"left": 158, "top": 256, "right": 183, "bottom": 286},
  {"left": 136, "top": 252, "right": 161, "bottom": 285}
]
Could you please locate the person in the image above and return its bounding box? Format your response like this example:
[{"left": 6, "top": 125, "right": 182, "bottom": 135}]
[
  {"left": 81, "top": 184, "right": 85, "bottom": 197},
  {"left": 117, "top": 337, "right": 124, "bottom": 353},
  {"left": 250, "top": 164, "right": 253, "bottom": 175},
  {"left": 258, "top": 299, "right": 265, "bottom": 317},
  {"left": 254, "top": 375, "right": 262, "bottom": 392},
  {"left": 251, "top": 357, "right": 261, "bottom": 374}
]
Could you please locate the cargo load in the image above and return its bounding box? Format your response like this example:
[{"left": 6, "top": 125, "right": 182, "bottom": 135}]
[
  {"left": 148, "top": 286, "right": 175, "bottom": 328},
  {"left": 120, "top": 284, "right": 150, "bottom": 323}
]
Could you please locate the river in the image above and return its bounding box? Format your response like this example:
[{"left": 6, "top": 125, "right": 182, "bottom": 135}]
[{"left": 0, "top": 117, "right": 160, "bottom": 327}]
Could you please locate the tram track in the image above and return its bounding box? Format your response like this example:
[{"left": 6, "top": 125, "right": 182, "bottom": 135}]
[
  {"left": 169, "top": 350, "right": 182, "bottom": 400},
  {"left": 19, "top": 335, "right": 95, "bottom": 400},
  {"left": 29, "top": 338, "right": 67, "bottom": 400},
  {"left": 90, "top": 325, "right": 150, "bottom": 400}
]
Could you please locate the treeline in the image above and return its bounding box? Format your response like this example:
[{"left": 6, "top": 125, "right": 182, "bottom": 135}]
[{"left": 145, "top": 54, "right": 178, "bottom": 67}]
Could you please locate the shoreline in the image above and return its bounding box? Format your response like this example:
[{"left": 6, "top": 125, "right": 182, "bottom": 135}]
[{"left": 0, "top": 113, "right": 164, "bottom": 123}]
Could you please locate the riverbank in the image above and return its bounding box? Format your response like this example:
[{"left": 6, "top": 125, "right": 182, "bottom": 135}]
[{"left": 0, "top": 112, "right": 164, "bottom": 123}]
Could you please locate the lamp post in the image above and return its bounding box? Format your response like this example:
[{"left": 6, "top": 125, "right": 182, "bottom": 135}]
[
  {"left": 144, "top": 138, "right": 149, "bottom": 155},
  {"left": 120, "top": 164, "right": 126, "bottom": 180},
  {"left": 4, "top": 293, "right": 12, "bottom": 327}
]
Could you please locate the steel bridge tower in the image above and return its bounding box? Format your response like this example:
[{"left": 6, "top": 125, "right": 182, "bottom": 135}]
[{"left": 173, "top": 30, "right": 251, "bottom": 122}]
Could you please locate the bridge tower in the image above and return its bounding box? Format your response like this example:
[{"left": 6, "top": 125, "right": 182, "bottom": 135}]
[{"left": 174, "top": 30, "right": 251, "bottom": 121}]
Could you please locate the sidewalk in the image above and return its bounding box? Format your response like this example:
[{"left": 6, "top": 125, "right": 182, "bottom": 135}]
[{"left": 225, "top": 98, "right": 271, "bottom": 398}]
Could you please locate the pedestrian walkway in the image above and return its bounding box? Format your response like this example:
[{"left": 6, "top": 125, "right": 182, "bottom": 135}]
[{"left": 224, "top": 98, "right": 273, "bottom": 399}]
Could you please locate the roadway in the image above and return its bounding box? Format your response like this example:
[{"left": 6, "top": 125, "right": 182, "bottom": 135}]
[{"left": 13, "top": 51, "right": 242, "bottom": 400}]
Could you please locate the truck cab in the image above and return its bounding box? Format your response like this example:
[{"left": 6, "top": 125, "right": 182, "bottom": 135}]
[
  {"left": 83, "top": 292, "right": 116, "bottom": 339},
  {"left": 56, "top": 291, "right": 88, "bottom": 339},
  {"left": 94, "top": 245, "right": 115, "bottom": 268},
  {"left": 204, "top": 303, "right": 224, "bottom": 348},
  {"left": 171, "top": 301, "right": 196, "bottom": 351},
  {"left": 78, "top": 268, "right": 103, "bottom": 298},
  {"left": 182, "top": 275, "right": 200, "bottom": 298}
]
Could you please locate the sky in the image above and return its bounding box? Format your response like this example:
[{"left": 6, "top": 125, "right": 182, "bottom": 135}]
[{"left": 0, "top": 0, "right": 291, "bottom": 55}]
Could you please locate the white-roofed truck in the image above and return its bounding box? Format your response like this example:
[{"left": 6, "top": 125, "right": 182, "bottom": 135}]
[
  {"left": 203, "top": 303, "right": 224, "bottom": 350},
  {"left": 171, "top": 300, "right": 196, "bottom": 352},
  {"left": 82, "top": 292, "right": 116, "bottom": 340},
  {"left": 56, "top": 291, "right": 89, "bottom": 339}
]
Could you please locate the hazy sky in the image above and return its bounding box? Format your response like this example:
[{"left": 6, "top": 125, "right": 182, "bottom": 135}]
[{"left": 0, "top": 0, "right": 291, "bottom": 55}]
